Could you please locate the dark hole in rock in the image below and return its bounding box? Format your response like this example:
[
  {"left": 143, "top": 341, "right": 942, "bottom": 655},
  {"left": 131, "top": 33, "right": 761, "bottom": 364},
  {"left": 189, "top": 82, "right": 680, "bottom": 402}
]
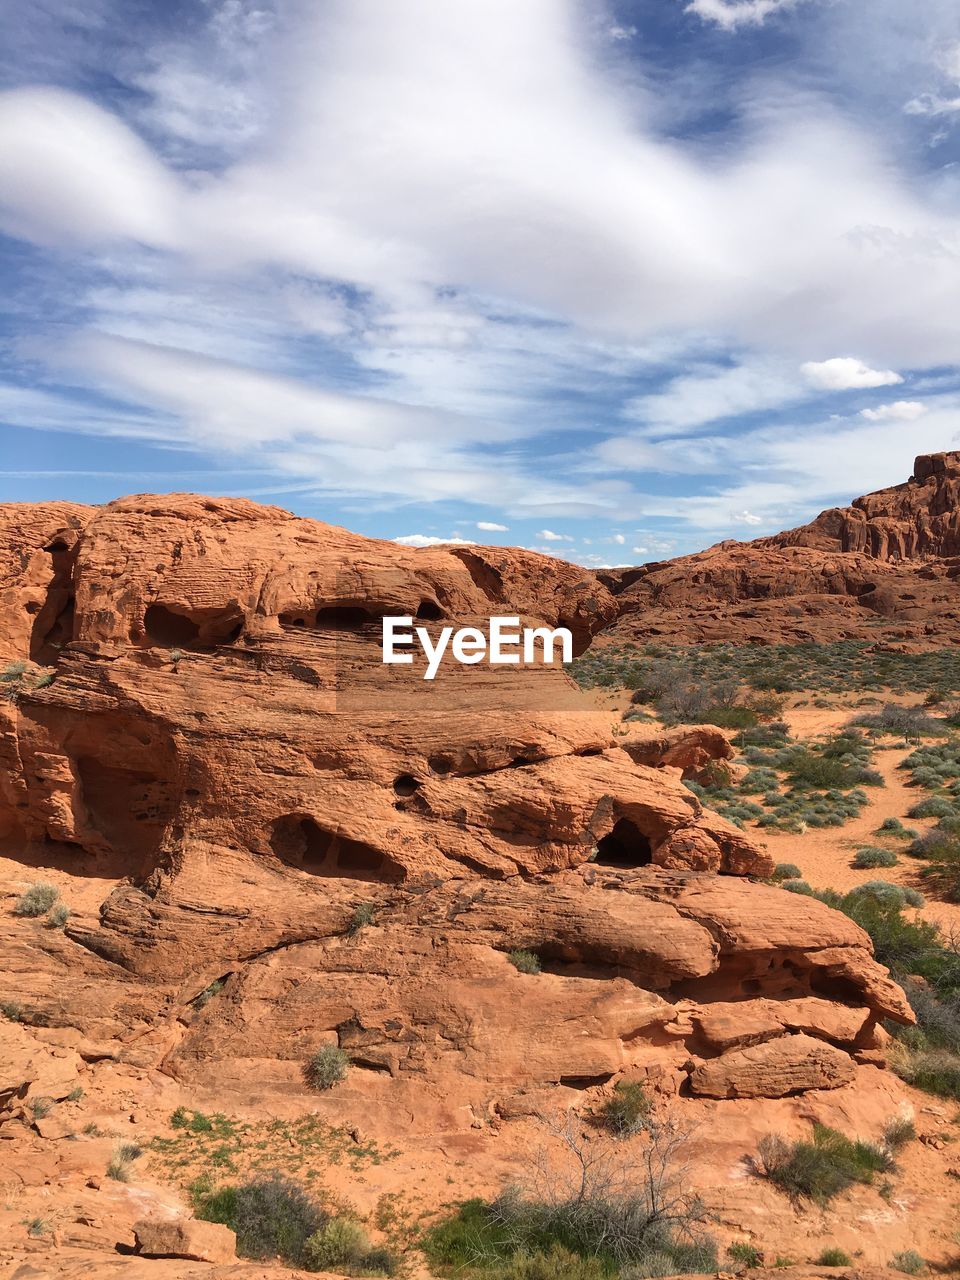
[
  {"left": 429, "top": 754, "right": 455, "bottom": 775},
  {"left": 595, "top": 817, "right": 652, "bottom": 868},
  {"left": 144, "top": 605, "right": 201, "bottom": 647},
  {"left": 315, "top": 606, "right": 380, "bottom": 629},
  {"left": 44, "top": 539, "right": 69, "bottom": 553},
  {"left": 416, "top": 598, "right": 444, "bottom": 621},
  {"left": 269, "top": 815, "right": 404, "bottom": 882},
  {"left": 857, "top": 583, "right": 878, "bottom": 596},
  {"left": 393, "top": 774, "right": 421, "bottom": 798}
]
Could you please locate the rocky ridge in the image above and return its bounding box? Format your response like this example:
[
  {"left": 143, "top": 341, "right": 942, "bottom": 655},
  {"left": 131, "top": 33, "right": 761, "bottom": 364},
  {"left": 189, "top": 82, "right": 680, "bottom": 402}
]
[{"left": 598, "top": 451, "right": 960, "bottom": 646}]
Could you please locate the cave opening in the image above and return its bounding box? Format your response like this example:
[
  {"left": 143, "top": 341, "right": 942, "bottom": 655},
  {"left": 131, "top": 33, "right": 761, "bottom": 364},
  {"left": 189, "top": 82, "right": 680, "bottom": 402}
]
[
  {"left": 595, "top": 817, "right": 653, "bottom": 868},
  {"left": 269, "top": 815, "right": 404, "bottom": 881},
  {"left": 416, "top": 598, "right": 444, "bottom": 621},
  {"left": 314, "top": 605, "right": 381, "bottom": 629},
  {"left": 144, "top": 605, "right": 201, "bottom": 647},
  {"left": 393, "top": 774, "right": 421, "bottom": 798}
]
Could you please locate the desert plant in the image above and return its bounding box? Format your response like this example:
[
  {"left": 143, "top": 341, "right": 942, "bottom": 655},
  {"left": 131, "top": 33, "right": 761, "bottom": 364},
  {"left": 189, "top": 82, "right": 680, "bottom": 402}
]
[
  {"left": 728, "top": 1241, "right": 763, "bottom": 1267},
  {"left": 757, "top": 1123, "right": 893, "bottom": 1204},
  {"left": 817, "top": 1247, "right": 852, "bottom": 1265},
  {"left": 508, "top": 949, "right": 542, "bottom": 975},
  {"left": 891, "top": 1250, "right": 925, "bottom": 1275},
  {"left": 908, "top": 796, "right": 956, "bottom": 820},
  {"left": 302, "top": 1217, "right": 398, "bottom": 1274},
  {"left": 853, "top": 847, "right": 898, "bottom": 869},
  {"left": 781, "top": 879, "right": 814, "bottom": 895},
  {"left": 424, "top": 1112, "right": 715, "bottom": 1275},
  {"left": 195, "top": 1173, "right": 327, "bottom": 1265},
  {"left": 771, "top": 863, "right": 802, "bottom": 882},
  {"left": 26, "top": 1217, "right": 49, "bottom": 1238},
  {"left": 882, "top": 1116, "right": 916, "bottom": 1150},
  {"left": 107, "top": 1140, "right": 142, "bottom": 1181},
  {"left": 304, "top": 1044, "right": 349, "bottom": 1091},
  {"left": 45, "top": 903, "right": 70, "bottom": 929},
  {"left": 13, "top": 882, "right": 59, "bottom": 917},
  {"left": 1, "top": 1000, "right": 22, "bottom": 1020},
  {"left": 598, "top": 1081, "right": 652, "bottom": 1137},
  {"left": 194, "top": 978, "right": 225, "bottom": 1009},
  {"left": 348, "top": 902, "right": 377, "bottom": 935},
  {"left": 30, "top": 1096, "right": 54, "bottom": 1119}
]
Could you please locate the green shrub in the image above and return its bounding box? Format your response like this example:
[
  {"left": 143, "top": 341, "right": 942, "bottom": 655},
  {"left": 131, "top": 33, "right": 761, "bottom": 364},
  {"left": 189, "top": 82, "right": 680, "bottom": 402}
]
[
  {"left": 848, "top": 881, "right": 924, "bottom": 909},
  {"left": 13, "top": 882, "right": 59, "bottom": 917},
  {"left": 817, "top": 1247, "right": 852, "bottom": 1266},
  {"left": 598, "top": 1081, "right": 651, "bottom": 1137},
  {"left": 883, "top": 1117, "right": 916, "bottom": 1149},
  {"left": 853, "top": 847, "right": 898, "bottom": 869},
  {"left": 194, "top": 1174, "right": 326, "bottom": 1265},
  {"left": 771, "top": 863, "right": 802, "bottom": 882},
  {"left": 107, "top": 1141, "right": 142, "bottom": 1182},
  {"left": 892, "top": 1049, "right": 960, "bottom": 1099},
  {"left": 908, "top": 796, "right": 956, "bottom": 820},
  {"left": 45, "top": 904, "right": 70, "bottom": 928},
  {"left": 781, "top": 879, "right": 814, "bottom": 895},
  {"left": 508, "top": 949, "right": 542, "bottom": 975},
  {"left": 757, "top": 1124, "right": 893, "bottom": 1204},
  {"left": 304, "top": 1044, "right": 349, "bottom": 1091},
  {"left": 303, "top": 1217, "right": 397, "bottom": 1274},
  {"left": 853, "top": 705, "right": 945, "bottom": 738},
  {"left": 348, "top": 902, "right": 376, "bottom": 935},
  {"left": 891, "top": 1250, "right": 925, "bottom": 1275},
  {"left": 728, "top": 1242, "right": 763, "bottom": 1267},
  {"left": 490, "top": 1244, "right": 607, "bottom": 1280}
]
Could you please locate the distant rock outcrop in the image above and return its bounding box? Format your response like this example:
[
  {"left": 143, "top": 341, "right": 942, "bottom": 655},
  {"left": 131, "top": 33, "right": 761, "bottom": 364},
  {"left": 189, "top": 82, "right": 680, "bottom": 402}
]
[{"left": 598, "top": 452, "right": 960, "bottom": 645}]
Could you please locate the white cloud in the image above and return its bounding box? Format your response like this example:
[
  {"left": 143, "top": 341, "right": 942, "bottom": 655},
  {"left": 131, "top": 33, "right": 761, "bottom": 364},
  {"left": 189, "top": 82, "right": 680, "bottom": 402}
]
[
  {"left": 608, "top": 25, "right": 637, "bottom": 41},
  {"left": 537, "top": 529, "right": 573, "bottom": 542},
  {"left": 801, "top": 357, "right": 904, "bottom": 391},
  {"left": 632, "top": 545, "right": 649, "bottom": 554},
  {"left": 393, "top": 533, "right": 477, "bottom": 548},
  {"left": 684, "top": 0, "right": 807, "bottom": 30},
  {"left": 476, "top": 521, "right": 509, "bottom": 531},
  {"left": 860, "top": 400, "right": 927, "bottom": 421},
  {"left": 611, "top": 533, "right": 626, "bottom": 545},
  {"left": 627, "top": 358, "right": 804, "bottom": 433},
  {"left": 731, "top": 508, "right": 763, "bottom": 524}
]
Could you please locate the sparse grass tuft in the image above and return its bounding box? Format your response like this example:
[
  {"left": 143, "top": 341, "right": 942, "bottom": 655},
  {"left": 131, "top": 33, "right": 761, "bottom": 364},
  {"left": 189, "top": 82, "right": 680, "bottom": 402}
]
[
  {"left": 817, "top": 1247, "right": 852, "bottom": 1266},
  {"left": 891, "top": 1250, "right": 926, "bottom": 1275},
  {"left": 757, "top": 1123, "right": 895, "bottom": 1204},
  {"left": 597, "top": 1081, "right": 651, "bottom": 1138},
  {"left": 508, "top": 949, "right": 542, "bottom": 974}
]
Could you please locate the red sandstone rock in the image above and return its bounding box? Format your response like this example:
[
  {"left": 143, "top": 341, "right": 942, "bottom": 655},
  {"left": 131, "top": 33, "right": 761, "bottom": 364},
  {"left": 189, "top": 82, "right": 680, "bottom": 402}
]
[
  {"left": 598, "top": 451, "right": 960, "bottom": 646},
  {"left": 689, "top": 1033, "right": 857, "bottom": 1098},
  {"left": 133, "top": 1216, "right": 237, "bottom": 1263}
]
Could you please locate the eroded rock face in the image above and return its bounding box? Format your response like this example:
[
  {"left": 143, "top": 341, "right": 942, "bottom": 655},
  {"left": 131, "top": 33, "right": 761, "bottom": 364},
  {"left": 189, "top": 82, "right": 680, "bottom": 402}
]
[
  {"left": 0, "top": 493, "right": 911, "bottom": 1107},
  {"left": 599, "top": 451, "right": 960, "bottom": 645}
]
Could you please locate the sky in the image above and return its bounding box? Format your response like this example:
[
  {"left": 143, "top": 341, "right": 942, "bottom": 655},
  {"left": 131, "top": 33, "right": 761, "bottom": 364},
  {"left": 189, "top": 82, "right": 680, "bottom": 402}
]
[{"left": 1, "top": 1, "right": 960, "bottom": 567}]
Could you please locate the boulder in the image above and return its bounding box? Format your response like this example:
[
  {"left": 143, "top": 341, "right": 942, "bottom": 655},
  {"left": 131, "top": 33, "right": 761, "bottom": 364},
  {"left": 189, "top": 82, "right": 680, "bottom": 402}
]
[
  {"left": 689, "top": 1032, "right": 858, "bottom": 1098},
  {"left": 133, "top": 1216, "right": 236, "bottom": 1263}
]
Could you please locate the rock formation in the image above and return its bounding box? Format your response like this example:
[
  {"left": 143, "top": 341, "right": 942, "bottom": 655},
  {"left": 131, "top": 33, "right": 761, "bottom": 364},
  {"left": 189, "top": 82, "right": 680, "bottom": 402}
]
[
  {"left": 0, "top": 492, "right": 911, "bottom": 1127},
  {"left": 599, "top": 451, "right": 960, "bottom": 646}
]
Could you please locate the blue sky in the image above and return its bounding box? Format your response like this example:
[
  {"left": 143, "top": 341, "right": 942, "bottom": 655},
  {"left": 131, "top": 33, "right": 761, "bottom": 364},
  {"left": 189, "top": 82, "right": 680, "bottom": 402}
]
[{"left": 2, "top": 0, "right": 960, "bottom": 566}]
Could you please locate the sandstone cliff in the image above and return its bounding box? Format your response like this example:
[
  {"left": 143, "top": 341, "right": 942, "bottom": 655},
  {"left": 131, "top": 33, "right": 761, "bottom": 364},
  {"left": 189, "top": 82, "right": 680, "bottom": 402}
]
[{"left": 599, "top": 451, "right": 960, "bottom": 646}]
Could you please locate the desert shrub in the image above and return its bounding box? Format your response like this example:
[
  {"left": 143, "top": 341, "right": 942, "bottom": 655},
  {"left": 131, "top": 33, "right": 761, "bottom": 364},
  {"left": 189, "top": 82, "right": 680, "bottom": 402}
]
[
  {"left": 908, "top": 796, "right": 956, "bottom": 820},
  {"left": 853, "top": 704, "right": 946, "bottom": 738},
  {"left": 757, "top": 1123, "right": 893, "bottom": 1204},
  {"left": 45, "top": 904, "right": 70, "bottom": 928},
  {"left": 424, "top": 1116, "right": 715, "bottom": 1276},
  {"left": 877, "top": 817, "right": 918, "bottom": 840},
  {"left": 107, "top": 1141, "right": 142, "bottom": 1182},
  {"left": 487, "top": 1244, "right": 607, "bottom": 1280},
  {"left": 0, "top": 660, "right": 26, "bottom": 682},
  {"left": 30, "top": 1096, "right": 54, "bottom": 1119},
  {"left": 853, "top": 847, "right": 898, "bottom": 869},
  {"left": 882, "top": 1117, "right": 916, "bottom": 1150},
  {"left": 508, "top": 949, "right": 542, "bottom": 975},
  {"left": 728, "top": 1242, "right": 763, "bottom": 1267},
  {"left": 892, "top": 1049, "right": 960, "bottom": 1100},
  {"left": 699, "top": 705, "right": 759, "bottom": 730},
  {"left": 194, "top": 979, "right": 225, "bottom": 1009},
  {"left": 781, "top": 879, "right": 814, "bottom": 895},
  {"left": 817, "top": 1247, "right": 853, "bottom": 1266},
  {"left": 598, "top": 1081, "right": 651, "bottom": 1137},
  {"left": 891, "top": 1251, "right": 926, "bottom": 1275},
  {"left": 13, "top": 882, "right": 59, "bottom": 917},
  {"left": 1, "top": 1001, "right": 22, "bottom": 1020},
  {"left": 848, "top": 880, "right": 924, "bottom": 909},
  {"left": 348, "top": 902, "right": 376, "bottom": 935},
  {"left": 303, "top": 1218, "right": 397, "bottom": 1275},
  {"left": 771, "top": 862, "right": 802, "bottom": 882},
  {"left": 194, "top": 1173, "right": 326, "bottom": 1265},
  {"left": 304, "top": 1044, "right": 349, "bottom": 1091}
]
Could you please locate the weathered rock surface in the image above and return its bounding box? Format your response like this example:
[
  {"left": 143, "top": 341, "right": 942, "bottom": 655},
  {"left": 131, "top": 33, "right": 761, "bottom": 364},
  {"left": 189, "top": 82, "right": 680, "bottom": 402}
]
[
  {"left": 599, "top": 451, "right": 960, "bottom": 645},
  {"left": 133, "top": 1216, "right": 237, "bottom": 1263},
  {"left": 0, "top": 491, "right": 911, "bottom": 1119},
  {"left": 689, "top": 1032, "right": 858, "bottom": 1098}
]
